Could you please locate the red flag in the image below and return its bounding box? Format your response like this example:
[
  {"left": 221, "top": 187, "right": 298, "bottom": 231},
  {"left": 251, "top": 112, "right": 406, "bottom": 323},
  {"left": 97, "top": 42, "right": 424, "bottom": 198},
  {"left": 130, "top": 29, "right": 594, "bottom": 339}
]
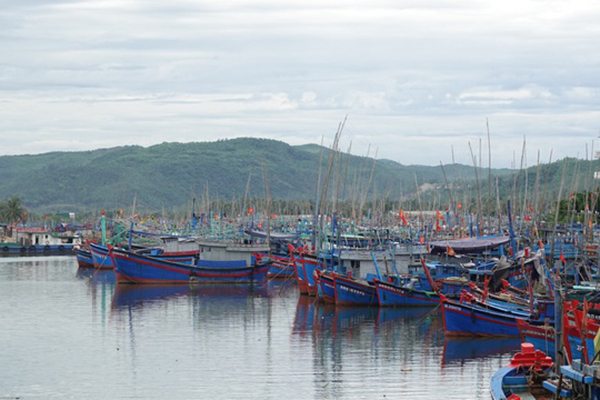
[
  {"left": 446, "top": 245, "right": 456, "bottom": 257},
  {"left": 399, "top": 209, "right": 408, "bottom": 226},
  {"left": 560, "top": 252, "right": 566, "bottom": 264},
  {"left": 436, "top": 210, "right": 445, "bottom": 221}
]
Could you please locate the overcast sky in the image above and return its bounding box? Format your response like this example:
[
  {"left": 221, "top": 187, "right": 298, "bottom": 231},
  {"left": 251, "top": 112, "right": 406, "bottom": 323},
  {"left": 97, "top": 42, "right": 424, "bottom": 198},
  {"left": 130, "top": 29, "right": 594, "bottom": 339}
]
[{"left": 1, "top": 0, "right": 599, "bottom": 168}]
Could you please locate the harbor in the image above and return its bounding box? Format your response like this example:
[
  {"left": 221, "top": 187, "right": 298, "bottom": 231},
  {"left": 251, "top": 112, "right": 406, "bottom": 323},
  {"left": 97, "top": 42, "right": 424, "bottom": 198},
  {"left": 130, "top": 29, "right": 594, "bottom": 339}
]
[{"left": 1, "top": 255, "right": 520, "bottom": 400}]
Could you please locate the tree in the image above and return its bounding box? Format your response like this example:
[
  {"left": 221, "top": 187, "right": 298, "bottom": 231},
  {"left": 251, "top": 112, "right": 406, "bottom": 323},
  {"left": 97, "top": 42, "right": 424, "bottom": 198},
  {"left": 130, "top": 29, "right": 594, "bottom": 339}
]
[{"left": 0, "top": 196, "right": 26, "bottom": 225}]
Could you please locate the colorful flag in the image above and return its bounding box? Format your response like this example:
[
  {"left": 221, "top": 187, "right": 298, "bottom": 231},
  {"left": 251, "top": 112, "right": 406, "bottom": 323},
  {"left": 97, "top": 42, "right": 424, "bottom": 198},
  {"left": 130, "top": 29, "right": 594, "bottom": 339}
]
[
  {"left": 399, "top": 209, "right": 408, "bottom": 226},
  {"left": 446, "top": 245, "right": 456, "bottom": 257}
]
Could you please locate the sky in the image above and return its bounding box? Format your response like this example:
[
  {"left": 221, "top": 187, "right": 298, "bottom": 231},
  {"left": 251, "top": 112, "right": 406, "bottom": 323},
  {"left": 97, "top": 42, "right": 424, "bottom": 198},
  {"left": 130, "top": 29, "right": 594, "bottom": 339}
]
[{"left": 1, "top": 0, "right": 599, "bottom": 168}]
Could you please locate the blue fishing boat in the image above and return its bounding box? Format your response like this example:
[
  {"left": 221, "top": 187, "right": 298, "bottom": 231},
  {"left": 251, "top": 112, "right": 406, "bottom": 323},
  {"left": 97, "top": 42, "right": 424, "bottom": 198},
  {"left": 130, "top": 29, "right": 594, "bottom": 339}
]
[
  {"left": 304, "top": 256, "right": 323, "bottom": 296},
  {"left": 110, "top": 247, "right": 270, "bottom": 284},
  {"left": 89, "top": 242, "right": 114, "bottom": 269},
  {"left": 442, "top": 297, "right": 524, "bottom": 337},
  {"left": 333, "top": 272, "right": 377, "bottom": 306},
  {"left": 490, "top": 343, "right": 557, "bottom": 400},
  {"left": 374, "top": 278, "right": 441, "bottom": 307},
  {"left": 90, "top": 242, "right": 197, "bottom": 270},
  {"left": 315, "top": 269, "right": 335, "bottom": 303},
  {"left": 293, "top": 255, "right": 309, "bottom": 295},
  {"left": 75, "top": 247, "right": 94, "bottom": 268},
  {"left": 265, "top": 253, "right": 295, "bottom": 279},
  {"left": 292, "top": 253, "right": 322, "bottom": 296},
  {"left": 429, "top": 235, "right": 510, "bottom": 256},
  {"left": 516, "top": 318, "right": 557, "bottom": 358}
]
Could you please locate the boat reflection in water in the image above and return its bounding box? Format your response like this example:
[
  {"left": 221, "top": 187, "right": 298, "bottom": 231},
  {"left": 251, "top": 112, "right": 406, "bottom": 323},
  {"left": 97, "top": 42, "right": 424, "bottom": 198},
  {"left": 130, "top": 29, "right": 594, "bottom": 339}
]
[
  {"left": 75, "top": 267, "right": 116, "bottom": 284},
  {"left": 292, "top": 297, "right": 440, "bottom": 338},
  {"left": 442, "top": 337, "right": 521, "bottom": 366},
  {"left": 112, "top": 282, "right": 271, "bottom": 310}
]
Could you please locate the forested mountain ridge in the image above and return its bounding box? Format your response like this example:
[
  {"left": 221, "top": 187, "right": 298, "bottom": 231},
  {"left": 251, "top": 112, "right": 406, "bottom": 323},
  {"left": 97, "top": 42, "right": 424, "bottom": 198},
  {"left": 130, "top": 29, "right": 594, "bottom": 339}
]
[{"left": 0, "top": 138, "right": 587, "bottom": 215}]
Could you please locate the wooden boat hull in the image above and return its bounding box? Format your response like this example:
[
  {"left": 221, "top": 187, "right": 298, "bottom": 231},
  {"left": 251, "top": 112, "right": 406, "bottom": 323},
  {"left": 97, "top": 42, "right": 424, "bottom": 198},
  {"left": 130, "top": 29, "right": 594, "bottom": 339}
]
[
  {"left": 266, "top": 255, "right": 295, "bottom": 279},
  {"left": 293, "top": 259, "right": 309, "bottom": 295},
  {"left": 442, "top": 299, "right": 520, "bottom": 337},
  {"left": 315, "top": 270, "right": 335, "bottom": 303},
  {"left": 374, "top": 279, "right": 440, "bottom": 307},
  {"left": 303, "top": 258, "right": 321, "bottom": 296},
  {"left": 89, "top": 243, "right": 114, "bottom": 269},
  {"left": 75, "top": 248, "right": 94, "bottom": 268},
  {"left": 516, "top": 318, "right": 557, "bottom": 358},
  {"left": 111, "top": 248, "right": 270, "bottom": 284},
  {"left": 333, "top": 273, "right": 377, "bottom": 306}
]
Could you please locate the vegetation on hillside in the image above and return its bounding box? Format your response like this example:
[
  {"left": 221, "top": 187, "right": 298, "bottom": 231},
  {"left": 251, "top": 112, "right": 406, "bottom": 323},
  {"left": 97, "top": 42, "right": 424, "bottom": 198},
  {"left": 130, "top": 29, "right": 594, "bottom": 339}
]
[{"left": 0, "top": 138, "right": 597, "bottom": 220}]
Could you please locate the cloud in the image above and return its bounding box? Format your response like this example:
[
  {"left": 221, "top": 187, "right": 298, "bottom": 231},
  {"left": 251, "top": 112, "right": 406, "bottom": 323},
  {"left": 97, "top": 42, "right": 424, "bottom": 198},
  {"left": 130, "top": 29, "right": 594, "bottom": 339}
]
[{"left": 0, "top": 0, "right": 599, "bottom": 168}]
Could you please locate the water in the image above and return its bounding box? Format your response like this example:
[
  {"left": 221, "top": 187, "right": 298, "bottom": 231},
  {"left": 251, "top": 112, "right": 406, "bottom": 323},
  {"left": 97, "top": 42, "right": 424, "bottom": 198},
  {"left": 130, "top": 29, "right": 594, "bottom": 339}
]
[{"left": 0, "top": 256, "right": 522, "bottom": 399}]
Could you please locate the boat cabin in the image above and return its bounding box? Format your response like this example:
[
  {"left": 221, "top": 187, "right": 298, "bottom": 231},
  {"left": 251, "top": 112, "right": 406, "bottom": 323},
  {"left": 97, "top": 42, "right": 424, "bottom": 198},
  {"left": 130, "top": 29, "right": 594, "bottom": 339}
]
[{"left": 14, "top": 228, "right": 82, "bottom": 247}]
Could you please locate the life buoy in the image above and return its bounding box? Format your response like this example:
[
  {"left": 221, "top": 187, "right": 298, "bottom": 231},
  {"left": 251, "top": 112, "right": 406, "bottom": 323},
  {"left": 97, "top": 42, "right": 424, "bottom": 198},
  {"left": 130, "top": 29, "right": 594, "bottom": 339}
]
[
  {"left": 29, "top": 245, "right": 36, "bottom": 251},
  {"left": 44, "top": 245, "right": 50, "bottom": 251},
  {"left": 2, "top": 246, "right": 8, "bottom": 252},
  {"left": 58, "top": 245, "right": 65, "bottom": 251}
]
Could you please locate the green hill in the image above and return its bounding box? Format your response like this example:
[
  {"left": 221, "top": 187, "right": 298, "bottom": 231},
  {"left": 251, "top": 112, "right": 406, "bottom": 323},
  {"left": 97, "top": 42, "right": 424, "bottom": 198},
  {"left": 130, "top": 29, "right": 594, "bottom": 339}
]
[{"left": 1, "top": 138, "right": 583, "bottom": 215}]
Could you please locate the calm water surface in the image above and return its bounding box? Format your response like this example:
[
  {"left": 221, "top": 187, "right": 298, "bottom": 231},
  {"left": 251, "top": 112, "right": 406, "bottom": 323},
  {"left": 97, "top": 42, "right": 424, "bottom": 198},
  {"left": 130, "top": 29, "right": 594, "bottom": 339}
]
[{"left": 0, "top": 256, "right": 521, "bottom": 399}]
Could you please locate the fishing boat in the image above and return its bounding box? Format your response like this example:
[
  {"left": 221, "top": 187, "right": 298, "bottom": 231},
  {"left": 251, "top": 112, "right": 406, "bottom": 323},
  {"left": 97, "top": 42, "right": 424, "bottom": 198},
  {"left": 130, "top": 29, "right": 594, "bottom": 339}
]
[
  {"left": 490, "top": 343, "right": 557, "bottom": 400},
  {"left": 429, "top": 235, "right": 511, "bottom": 256},
  {"left": 110, "top": 247, "right": 271, "bottom": 284},
  {"left": 441, "top": 295, "right": 527, "bottom": 337},
  {"left": 75, "top": 246, "right": 94, "bottom": 268},
  {"left": 333, "top": 272, "right": 378, "bottom": 306},
  {"left": 315, "top": 269, "right": 335, "bottom": 303},
  {"left": 1, "top": 227, "right": 82, "bottom": 254},
  {"left": 89, "top": 242, "right": 114, "bottom": 269},
  {"left": 293, "top": 252, "right": 322, "bottom": 296},
  {"left": 516, "top": 318, "right": 558, "bottom": 359},
  {"left": 265, "top": 253, "right": 296, "bottom": 279},
  {"left": 374, "top": 278, "right": 441, "bottom": 307}
]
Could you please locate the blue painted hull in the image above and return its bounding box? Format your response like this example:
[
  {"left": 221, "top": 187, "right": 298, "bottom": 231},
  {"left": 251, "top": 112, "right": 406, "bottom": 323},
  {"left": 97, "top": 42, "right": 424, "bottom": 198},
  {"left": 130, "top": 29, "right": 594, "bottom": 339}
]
[
  {"left": 293, "top": 258, "right": 308, "bottom": 294},
  {"left": 267, "top": 263, "right": 295, "bottom": 279},
  {"left": 75, "top": 248, "right": 94, "bottom": 268},
  {"left": 516, "top": 319, "right": 556, "bottom": 357},
  {"left": 374, "top": 279, "right": 440, "bottom": 307},
  {"left": 566, "top": 333, "right": 584, "bottom": 362},
  {"left": 442, "top": 299, "right": 521, "bottom": 337},
  {"left": 111, "top": 248, "right": 270, "bottom": 284},
  {"left": 315, "top": 270, "right": 335, "bottom": 303},
  {"left": 333, "top": 273, "right": 377, "bottom": 306},
  {"left": 89, "top": 243, "right": 114, "bottom": 269},
  {"left": 265, "top": 254, "right": 295, "bottom": 279},
  {"left": 303, "top": 258, "right": 322, "bottom": 296}
]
